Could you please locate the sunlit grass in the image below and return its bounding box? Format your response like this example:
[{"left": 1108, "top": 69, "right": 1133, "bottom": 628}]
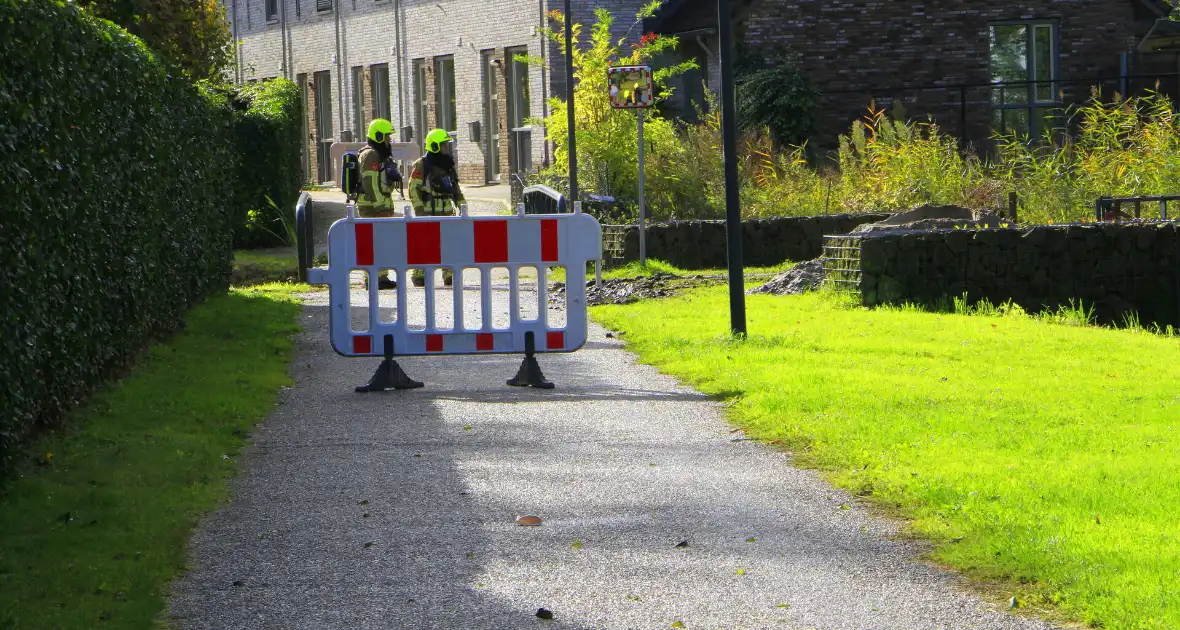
[{"left": 593, "top": 287, "right": 1180, "bottom": 629}]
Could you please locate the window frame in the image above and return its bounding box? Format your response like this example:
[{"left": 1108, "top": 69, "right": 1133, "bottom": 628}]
[
  {"left": 434, "top": 55, "right": 457, "bottom": 133},
  {"left": 351, "top": 65, "right": 365, "bottom": 140},
  {"left": 265, "top": 0, "right": 279, "bottom": 22},
  {"left": 412, "top": 58, "right": 428, "bottom": 138},
  {"left": 369, "top": 63, "right": 391, "bottom": 122},
  {"left": 504, "top": 46, "right": 531, "bottom": 131},
  {"left": 989, "top": 20, "right": 1061, "bottom": 140},
  {"left": 316, "top": 0, "right": 333, "bottom": 13}
]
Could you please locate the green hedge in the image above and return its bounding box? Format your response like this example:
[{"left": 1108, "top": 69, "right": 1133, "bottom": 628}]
[
  {"left": 230, "top": 79, "right": 304, "bottom": 248},
  {"left": 0, "top": 1, "right": 236, "bottom": 478}
]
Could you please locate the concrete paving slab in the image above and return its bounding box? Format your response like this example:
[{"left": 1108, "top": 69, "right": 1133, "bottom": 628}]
[{"left": 168, "top": 285, "right": 1060, "bottom": 630}]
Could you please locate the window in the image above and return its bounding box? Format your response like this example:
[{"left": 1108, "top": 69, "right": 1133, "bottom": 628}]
[
  {"left": 265, "top": 0, "right": 278, "bottom": 21},
  {"left": 370, "top": 64, "right": 390, "bottom": 121},
  {"left": 482, "top": 50, "right": 501, "bottom": 183},
  {"left": 505, "top": 47, "right": 532, "bottom": 172},
  {"left": 990, "top": 23, "right": 1058, "bottom": 140},
  {"left": 316, "top": 0, "right": 333, "bottom": 12},
  {"left": 351, "top": 66, "right": 365, "bottom": 140},
  {"left": 413, "top": 59, "right": 428, "bottom": 137},
  {"left": 434, "top": 55, "right": 457, "bottom": 132},
  {"left": 505, "top": 46, "right": 530, "bottom": 130}
]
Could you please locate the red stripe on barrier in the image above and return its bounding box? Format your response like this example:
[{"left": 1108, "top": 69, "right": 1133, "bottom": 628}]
[
  {"left": 541, "top": 219, "right": 559, "bottom": 262},
  {"left": 476, "top": 333, "right": 494, "bottom": 351},
  {"left": 426, "top": 334, "right": 444, "bottom": 353},
  {"left": 407, "top": 222, "right": 442, "bottom": 265},
  {"left": 547, "top": 331, "right": 565, "bottom": 350},
  {"left": 474, "top": 220, "right": 509, "bottom": 263},
  {"left": 353, "top": 335, "right": 372, "bottom": 355},
  {"left": 355, "top": 223, "right": 374, "bottom": 266}
]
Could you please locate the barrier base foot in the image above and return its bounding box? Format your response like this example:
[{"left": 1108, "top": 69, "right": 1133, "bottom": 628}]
[
  {"left": 356, "top": 359, "right": 424, "bottom": 392},
  {"left": 507, "top": 356, "right": 555, "bottom": 389}
]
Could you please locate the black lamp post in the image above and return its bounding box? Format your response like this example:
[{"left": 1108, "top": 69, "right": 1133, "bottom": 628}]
[{"left": 717, "top": 0, "right": 746, "bottom": 336}]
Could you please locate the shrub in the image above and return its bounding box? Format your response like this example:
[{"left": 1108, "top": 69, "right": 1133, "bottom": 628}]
[
  {"left": 737, "top": 55, "right": 819, "bottom": 149},
  {"left": 230, "top": 79, "right": 304, "bottom": 248},
  {"left": 0, "top": 0, "right": 236, "bottom": 479}
]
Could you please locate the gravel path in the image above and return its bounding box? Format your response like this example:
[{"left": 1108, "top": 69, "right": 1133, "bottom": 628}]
[{"left": 167, "top": 280, "right": 1059, "bottom": 630}]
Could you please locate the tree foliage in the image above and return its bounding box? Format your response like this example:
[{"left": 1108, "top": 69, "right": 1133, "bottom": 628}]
[
  {"left": 78, "top": 0, "right": 233, "bottom": 83},
  {"left": 530, "top": 5, "right": 700, "bottom": 212}
]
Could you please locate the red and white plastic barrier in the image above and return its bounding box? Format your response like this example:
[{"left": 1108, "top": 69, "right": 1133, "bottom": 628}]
[{"left": 307, "top": 204, "right": 602, "bottom": 360}]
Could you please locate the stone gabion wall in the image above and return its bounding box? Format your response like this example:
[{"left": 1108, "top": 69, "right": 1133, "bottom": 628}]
[
  {"left": 850, "top": 223, "right": 1180, "bottom": 327},
  {"left": 614, "top": 213, "right": 891, "bottom": 268}
]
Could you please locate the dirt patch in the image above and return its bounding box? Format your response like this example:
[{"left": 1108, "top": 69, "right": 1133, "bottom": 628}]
[
  {"left": 549, "top": 272, "right": 720, "bottom": 307},
  {"left": 747, "top": 260, "right": 827, "bottom": 296}
]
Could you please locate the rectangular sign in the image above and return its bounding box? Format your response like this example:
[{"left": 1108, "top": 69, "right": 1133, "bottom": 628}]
[{"left": 608, "top": 65, "right": 654, "bottom": 109}]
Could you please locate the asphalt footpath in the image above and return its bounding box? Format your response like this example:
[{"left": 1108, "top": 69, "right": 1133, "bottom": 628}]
[{"left": 167, "top": 277, "right": 1059, "bottom": 630}]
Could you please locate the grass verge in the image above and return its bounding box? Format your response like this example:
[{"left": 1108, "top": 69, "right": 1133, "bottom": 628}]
[
  {"left": 592, "top": 287, "right": 1180, "bottom": 630},
  {"left": 0, "top": 283, "right": 305, "bottom": 629}
]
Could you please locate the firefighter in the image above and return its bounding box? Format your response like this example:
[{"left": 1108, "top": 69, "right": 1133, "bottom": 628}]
[
  {"left": 358, "top": 118, "right": 400, "bottom": 289},
  {"left": 408, "top": 128, "right": 466, "bottom": 287}
]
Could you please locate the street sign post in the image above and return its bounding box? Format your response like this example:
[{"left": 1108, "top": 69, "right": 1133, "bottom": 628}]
[
  {"left": 564, "top": 0, "right": 578, "bottom": 204},
  {"left": 608, "top": 65, "right": 654, "bottom": 265}
]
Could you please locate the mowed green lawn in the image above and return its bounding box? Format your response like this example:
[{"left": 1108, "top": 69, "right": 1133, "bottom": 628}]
[{"left": 593, "top": 287, "right": 1180, "bottom": 630}]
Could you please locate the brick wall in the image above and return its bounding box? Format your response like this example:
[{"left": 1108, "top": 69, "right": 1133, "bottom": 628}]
[
  {"left": 741, "top": 0, "right": 1156, "bottom": 149},
  {"left": 829, "top": 223, "right": 1180, "bottom": 328},
  {"left": 612, "top": 214, "right": 893, "bottom": 269}
]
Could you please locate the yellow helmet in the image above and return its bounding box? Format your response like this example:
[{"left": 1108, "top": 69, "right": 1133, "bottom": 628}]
[
  {"left": 425, "top": 128, "right": 451, "bottom": 154},
  {"left": 367, "top": 118, "right": 393, "bottom": 143}
]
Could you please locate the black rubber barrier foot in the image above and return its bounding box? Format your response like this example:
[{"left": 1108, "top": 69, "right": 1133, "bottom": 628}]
[
  {"left": 356, "top": 335, "right": 424, "bottom": 392},
  {"left": 356, "top": 359, "right": 424, "bottom": 392},
  {"left": 507, "top": 332, "right": 555, "bottom": 389}
]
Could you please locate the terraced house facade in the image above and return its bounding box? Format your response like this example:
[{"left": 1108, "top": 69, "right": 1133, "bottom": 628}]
[
  {"left": 229, "top": 0, "right": 1180, "bottom": 185},
  {"left": 225, "top": 0, "right": 648, "bottom": 185}
]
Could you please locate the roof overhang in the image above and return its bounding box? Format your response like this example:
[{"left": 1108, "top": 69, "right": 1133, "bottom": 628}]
[{"left": 1139, "top": 18, "right": 1180, "bottom": 52}]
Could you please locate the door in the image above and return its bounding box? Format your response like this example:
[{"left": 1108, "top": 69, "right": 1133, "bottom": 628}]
[
  {"left": 313, "top": 70, "right": 334, "bottom": 183},
  {"left": 482, "top": 51, "right": 501, "bottom": 184},
  {"left": 297, "top": 73, "right": 310, "bottom": 184}
]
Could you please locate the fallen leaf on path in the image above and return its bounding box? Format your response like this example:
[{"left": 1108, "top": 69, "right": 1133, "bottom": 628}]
[
  {"left": 535, "top": 608, "right": 554, "bottom": 619},
  {"left": 516, "top": 515, "right": 543, "bottom": 526},
  {"left": 745, "top": 537, "right": 756, "bottom": 543},
  {"left": 671, "top": 622, "right": 685, "bottom": 628},
  {"left": 674, "top": 540, "right": 689, "bottom": 548},
  {"left": 736, "top": 568, "right": 746, "bottom": 575},
  {"left": 571, "top": 541, "right": 584, "bottom": 549}
]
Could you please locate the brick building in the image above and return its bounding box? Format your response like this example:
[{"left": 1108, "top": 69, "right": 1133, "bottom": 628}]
[
  {"left": 226, "top": 0, "right": 649, "bottom": 185},
  {"left": 651, "top": 0, "right": 1178, "bottom": 150}
]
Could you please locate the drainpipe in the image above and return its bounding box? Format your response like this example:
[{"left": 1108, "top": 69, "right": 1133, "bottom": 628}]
[
  {"left": 540, "top": 0, "right": 549, "bottom": 166},
  {"left": 394, "top": 0, "right": 406, "bottom": 130},
  {"left": 280, "top": 0, "right": 288, "bottom": 79},
  {"left": 334, "top": 0, "right": 345, "bottom": 138},
  {"left": 232, "top": 0, "right": 241, "bottom": 84}
]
